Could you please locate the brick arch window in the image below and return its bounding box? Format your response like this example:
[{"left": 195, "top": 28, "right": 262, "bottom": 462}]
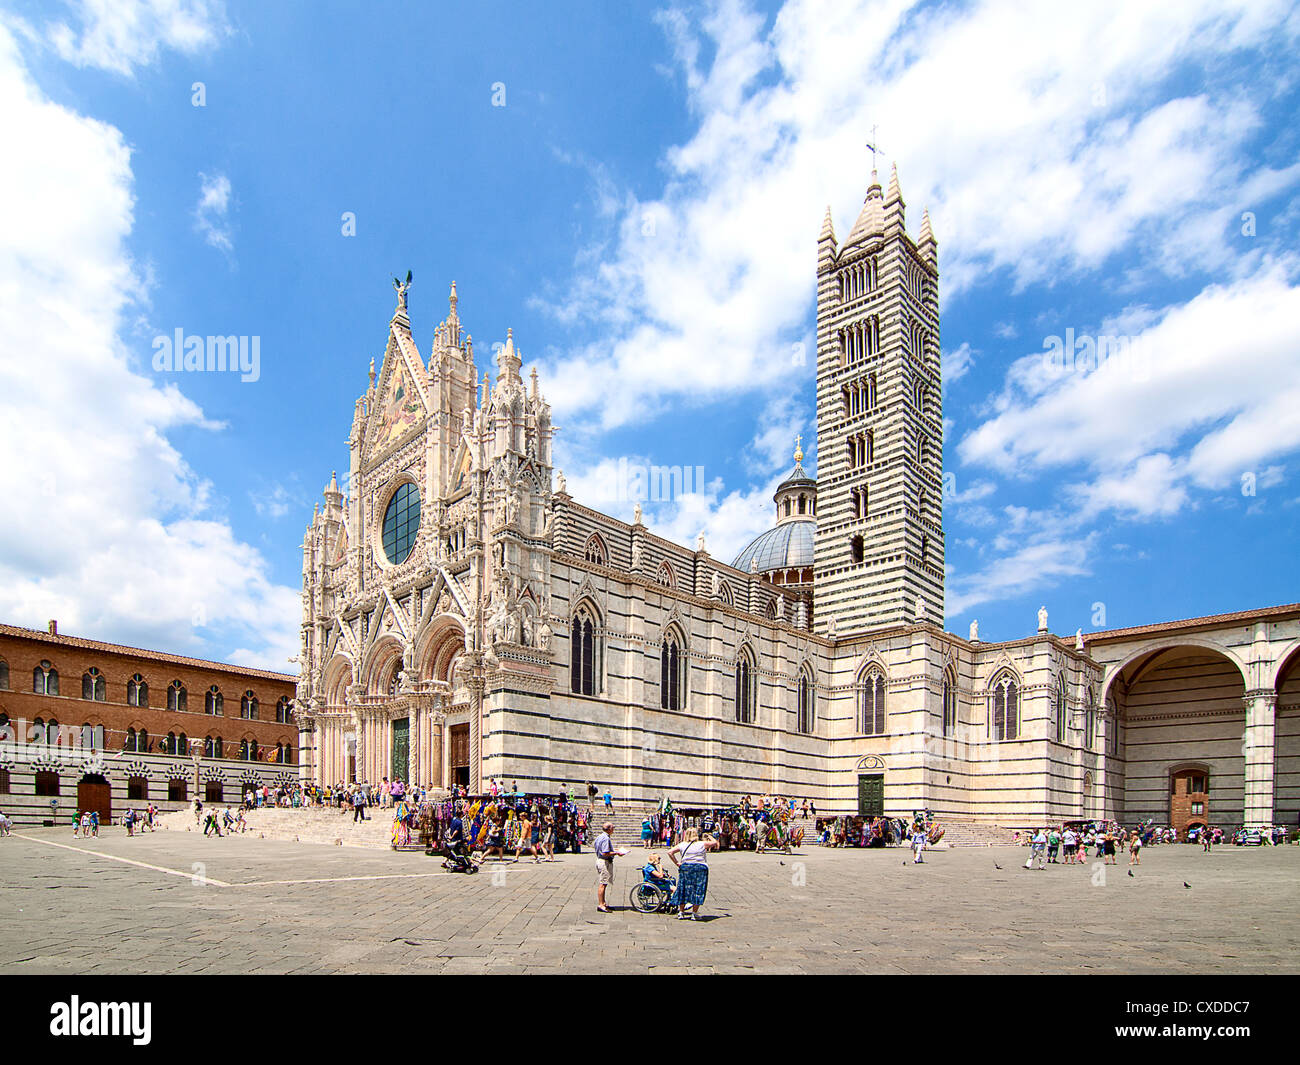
[
  {"left": 857, "top": 668, "right": 887, "bottom": 736},
  {"left": 248, "top": 739, "right": 258, "bottom": 762},
  {"left": 33, "top": 661, "right": 58, "bottom": 695},
  {"left": 583, "top": 534, "right": 608, "bottom": 566},
  {"left": 169, "top": 680, "right": 188, "bottom": 712},
  {"left": 0, "top": 658, "right": 8, "bottom": 690},
  {"left": 44, "top": 717, "right": 60, "bottom": 745},
  {"left": 276, "top": 696, "right": 292, "bottom": 723},
  {"left": 797, "top": 667, "right": 815, "bottom": 735},
  {"left": 989, "top": 671, "right": 1020, "bottom": 742},
  {"left": 942, "top": 667, "right": 957, "bottom": 737},
  {"left": 238, "top": 738, "right": 248, "bottom": 760},
  {"left": 81, "top": 667, "right": 107, "bottom": 702},
  {"left": 127, "top": 673, "right": 149, "bottom": 707},
  {"left": 241, "top": 690, "right": 259, "bottom": 720},
  {"left": 204, "top": 735, "right": 215, "bottom": 758},
  {"left": 79, "top": 722, "right": 104, "bottom": 750},
  {"left": 569, "top": 602, "right": 601, "bottom": 696},
  {"left": 661, "top": 627, "right": 688, "bottom": 712},
  {"left": 205, "top": 685, "right": 222, "bottom": 716},
  {"left": 124, "top": 727, "right": 149, "bottom": 753}
]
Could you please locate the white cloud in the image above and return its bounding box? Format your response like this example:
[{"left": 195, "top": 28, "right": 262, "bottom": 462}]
[
  {"left": 46, "top": 0, "right": 228, "bottom": 77},
  {"left": 0, "top": 23, "right": 296, "bottom": 674},
  {"left": 534, "top": 0, "right": 1300, "bottom": 432},
  {"left": 959, "top": 261, "right": 1300, "bottom": 499},
  {"left": 194, "top": 170, "right": 233, "bottom": 253},
  {"left": 946, "top": 536, "right": 1096, "bottom": 621}
]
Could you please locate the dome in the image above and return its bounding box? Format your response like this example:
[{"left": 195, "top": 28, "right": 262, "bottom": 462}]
[{"left": 732, "top": 519, "right": 815, "bottom": 574}]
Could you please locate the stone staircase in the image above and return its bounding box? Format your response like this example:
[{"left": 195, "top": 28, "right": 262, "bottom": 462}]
[
  {"left": 157, "top": 804, "right": 1022, "bottom": 851},
  {"left": 156, "top": 805, "right": 397, "bottom": 849}
]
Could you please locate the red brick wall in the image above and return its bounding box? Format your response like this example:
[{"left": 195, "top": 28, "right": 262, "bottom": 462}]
[{"left": 0, "top": 628, "right": 297, "bottom": 764}]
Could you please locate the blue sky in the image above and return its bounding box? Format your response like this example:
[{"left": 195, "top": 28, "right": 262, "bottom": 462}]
[{"left": 1, "top": 0, "right": 1298, "bottom": 671}]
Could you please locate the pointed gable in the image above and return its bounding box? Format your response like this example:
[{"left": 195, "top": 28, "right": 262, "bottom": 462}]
[{"left": 364, "top": 319, "right": 431, "bottom": 462}]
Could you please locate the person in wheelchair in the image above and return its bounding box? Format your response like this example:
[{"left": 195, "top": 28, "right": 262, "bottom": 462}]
[{"left": 642, "top": 852, "right": 675, "bottom": 892}]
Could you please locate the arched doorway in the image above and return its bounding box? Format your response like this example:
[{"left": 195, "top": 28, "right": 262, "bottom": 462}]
[
  {"left": 1105, "top": 645, "right": 1246, "bottom": 828},
  {"left": 77, "top": 773, "right": 111, "bottom": 823}
]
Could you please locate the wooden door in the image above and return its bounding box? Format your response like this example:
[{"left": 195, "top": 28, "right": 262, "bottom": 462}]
[{"left": 77, "top": 774, "right": 112, "bottom": 823}]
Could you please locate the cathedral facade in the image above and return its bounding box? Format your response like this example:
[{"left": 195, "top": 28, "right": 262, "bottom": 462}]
[{"left": 295, "top": 166, "right": 1299, "bottom": 831}]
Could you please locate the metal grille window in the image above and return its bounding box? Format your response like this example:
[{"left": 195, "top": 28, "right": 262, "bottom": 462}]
[
  {"left": 990, "top": 673, "right": 1019, "bottom": 742},
  {"left": 797, "top": 670, "right": 814, "bottom": 734},
  {"left": 382, "top": 482, "right": 421, "bottom": 564},
  {"left": 857, "top": 670, "right": 886, "bottom": 735},
  {"left": 661, "top": 632, "right": 686, "bottom": 711}
]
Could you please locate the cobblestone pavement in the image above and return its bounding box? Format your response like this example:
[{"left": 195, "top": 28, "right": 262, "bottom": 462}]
[{"left": 1, "top": 829, "right": 1296, "bottom": 974}]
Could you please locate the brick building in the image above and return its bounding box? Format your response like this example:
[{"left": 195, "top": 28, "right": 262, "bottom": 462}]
[{"left": 0, "top": 621, "right": 298, "bottom": 826}]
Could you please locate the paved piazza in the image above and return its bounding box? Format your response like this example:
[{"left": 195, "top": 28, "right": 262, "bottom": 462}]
[{"left": 1, "top": 830, "right": 1296, "bottom": 975}]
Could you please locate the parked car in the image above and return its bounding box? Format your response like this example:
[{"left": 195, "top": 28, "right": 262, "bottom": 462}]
[{"left": 1234, "top": 829, "right": 1263, "bottom": 846}]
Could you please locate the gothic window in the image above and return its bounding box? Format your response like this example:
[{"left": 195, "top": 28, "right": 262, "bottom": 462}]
[
  {"left": 79, "top": 722, "right": 104, "bottom": 750},
  {"left": 241, "top": 691, "right": 259, "bottom": 720},
  {"left": 914, "top": 379, "right": 925, "bottom": 412},
  {"left": 583, "top": 534, "right": 608, "bottom": 566},
  {"left": 916, "top": 433, "right": 925, "bottom": 467},
  {"left": 169, "top": 681, "right": 188, "bottom": 712},
  {"left": 204, "top": 735, "right": 215, "bottom": 758},
  {"left": 657, "top": 562, "right": 675, "bottom": 590},
  {"left": 249, "top": 739, "right": 258, "bottom": 762},
  {"left": 127, "top": 674, "right": 148, "bottom": 707},
  {"left": 214, "top": 736, "right": 223, "bottom": 758},
  {"left": 45, "top": 718, "right": 59, "bottom": 745},
  {"left": 238, "top": 739, "right": 248, "bottom": 760},
  {"left": 857, "top": 669, "right": 887, "bottom": 735},
  {"left": 718, "top": 583, "right": 733, "bottom": 608},
  {"left": 570, "top": 603, "right": 599, "bottom": 696},
  {"left": 661, "top": 628, "right": 687, "bottom": 711},
  {"left": 734, "top": 648, "right": 756, "bottom": 724},
  {"left": 283, "top": 743, "right": 294, "bottom": 765},
  {"left": 0, "top": 658, "right": 8, "bottom": 690},
  {"left": 81, "top": 668, "right": 107, "bottom": 701},
  {"left": 942, "top": 668, "right": 957, "bottom": 737},
  {"left": 851, "top": 485, "right": 868, "bottom": 520},
  {"left": 990, "top": 672, "right": 1020, "bottom": 742},
  {"left": 139, "top": 728, "right": 149, "bottom": 752},
  {"left": 1084, "top": 687, "right": 1097, "bottom": 749},
  {"left": 850, "top": 535, "right": 865, "bottom": 564},
  {"left": 164, "top": 731, "right": 177, "bottom": 756},
  {"left": 1054, "top": 674, "right": 1067, "bottom": 743},
  {"left": 33, "top": 661, "right": 58, "bottom": 695},
  {"left": 381, "top": 481, "right": 421, "bottom": 565},
  {"left": 867, "top": 371, "right": 878, "bottom": 409},
  {"left": 205, "top": 685, "right": 222, "bottom": 716},
  {"left": 797, "top": 668, "right": 815, "bottom": 735},
  {"left": 276, "top": 696, "right": 292, "bottom": 723}
]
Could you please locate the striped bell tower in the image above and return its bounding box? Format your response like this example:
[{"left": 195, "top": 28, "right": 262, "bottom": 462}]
[{"left": 812, "top": 163, "right": 943, "bottom": 636}]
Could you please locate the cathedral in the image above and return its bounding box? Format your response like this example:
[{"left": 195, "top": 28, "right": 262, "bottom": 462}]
[{"left": 295, "top": 164, "right": 1300, "bottom": 832}]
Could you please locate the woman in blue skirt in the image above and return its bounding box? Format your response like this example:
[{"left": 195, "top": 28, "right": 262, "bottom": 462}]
[{"left": 668, "top": 828, "right": 719, "bottom": 920}]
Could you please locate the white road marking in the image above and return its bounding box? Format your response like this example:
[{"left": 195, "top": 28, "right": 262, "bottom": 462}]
[
  {"left": 234, "top": 872, "right": 448, "bottom": 887},
  {"left": 11, "top": 834, "right": 232, "bottom": 886}
]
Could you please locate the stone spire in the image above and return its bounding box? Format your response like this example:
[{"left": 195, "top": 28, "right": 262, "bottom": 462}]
[
  {"left": 884, "top": 162, "right": 905, "bottom": 232},
  {"left": 844, "top": 171, "right": 886, "bottom": 247},
  {"left": 496, "top": 327, "right": 523, "bottom": 385},
  {"left": 918, "top": 206, "right": 936, "bottom": 266}
]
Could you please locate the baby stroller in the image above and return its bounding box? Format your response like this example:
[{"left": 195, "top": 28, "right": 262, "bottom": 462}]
[
  {"left": 629, "top": 863, "right": 677, "bottom": 913},
  {"left": 430, "top": 834, "right": 479, "bottom": 874}
]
